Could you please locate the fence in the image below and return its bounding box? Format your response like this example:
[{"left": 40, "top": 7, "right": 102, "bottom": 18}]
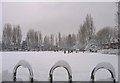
[{"left": 3, "top": 60, "right": 117, "bottom": 83}]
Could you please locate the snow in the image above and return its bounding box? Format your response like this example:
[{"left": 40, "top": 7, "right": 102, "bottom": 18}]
[
  {"left": 99, "top": 49, "right": 118, "bottom": 55},
  {"left": 1, "top": 51, "right": 118, "bottom": 81}
]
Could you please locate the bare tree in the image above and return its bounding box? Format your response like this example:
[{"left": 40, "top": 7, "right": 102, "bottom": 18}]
[
  {"left": 12, "top": 25, "right": 22, "bottom": 50},
  {"left": 96, "top": 26, "right": 114, "bottom": 46},
  {"left": 66, "top": 34, "right": 74, "bottom": 49},
  {"left": 58, "top": 32, "right": 62, "bottom": 48},
  {"left": 77, "top": 25, "right": 86, "bottom": 46},
  {"left": 118, "top": 2, "right": 120, "bottom": 41},
  {"left": 43, "top": 35, "right": 50, "bottom": 46},
  {"left": 50, "top": 34, "right": 54, "bottom": 46},
  {"left": 38, "top": 31, "right": 42, "bottom": 47},
  {"left": 16, "top": 25, "right": 22, "bottom": 46},
  {"left": 61, "top": 35, "right": 67, "bottom": 49},
  {"left": 110, "top": 27, "right": 118, "bottom": 43},
  {"left": 12, "top": 26, "right": 17, "bottom": 45},
  {"left": 71, "top": 33, "right": 76, "bottom": 46},
  {"left": 77, "top": 14, "right": 95, "bottom": 49},
  {"left": 2, "top": 24, "right": 13, "bottom": 50},
  {"left": 34, "top": 31, "right": 38, "bottom": 48},
  {"left": 55, "top": 35, "right": 58, "bottom": 47},
  {"left": 26, "top": 29, "right": 35, "bottom": 50}
]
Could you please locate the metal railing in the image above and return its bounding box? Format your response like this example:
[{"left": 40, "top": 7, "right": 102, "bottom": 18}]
[
  {"left": 49, "top": 60, "right": 72, "bottom": 83},
  {"left": 13, "top": 60, "right": 33, "bottom": 82},
  {"left": 90, "top": 62, "right": 116, "bottom": 83},
  {"left": 12, "top": 60, "right": 116, "bottom": 82}
]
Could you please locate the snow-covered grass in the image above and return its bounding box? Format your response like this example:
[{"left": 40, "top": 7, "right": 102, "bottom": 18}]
[
  {"left": 99, "top": 49, "right": 118, "bottom": 55},
  {"left": 1, "top": 51, "right": 118, "bottom": 81}
]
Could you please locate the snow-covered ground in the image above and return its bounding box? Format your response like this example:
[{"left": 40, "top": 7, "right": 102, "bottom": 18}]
[
  {"left": 99, "top": 49, "right": 118, "bottom": 55},
  {"left": 1, "top": 51, "right": 118, "bottom": 81}
]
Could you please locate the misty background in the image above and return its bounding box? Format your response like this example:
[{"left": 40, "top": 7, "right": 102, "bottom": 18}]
[{"left": 1, "top": 2, "right": 117, "bottom": 40}]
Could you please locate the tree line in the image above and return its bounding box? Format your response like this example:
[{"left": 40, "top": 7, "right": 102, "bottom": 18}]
[{"left": 1, "top": 14, "right": 119, "bottom": 51}]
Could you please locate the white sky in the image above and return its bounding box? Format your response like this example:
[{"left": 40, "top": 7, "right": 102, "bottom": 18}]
[{"left": 0, "top": 2, "right": 118, "bottom": 40}]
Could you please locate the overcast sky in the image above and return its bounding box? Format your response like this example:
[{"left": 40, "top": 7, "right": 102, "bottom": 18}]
[{"left": 1, "top": 2, "right": 117, "bottom": 40}]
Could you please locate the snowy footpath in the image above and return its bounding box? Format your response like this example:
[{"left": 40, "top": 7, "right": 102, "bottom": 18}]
[{"left": 1, "top": 51, "right": 118, "bottom": 81}]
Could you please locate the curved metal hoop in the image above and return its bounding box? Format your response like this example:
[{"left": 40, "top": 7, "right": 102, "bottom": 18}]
[
  {"left": 49, "top": 60, "right": 72, "bottom": 83},
  {"left": 90, "top": 62, "right": 116, "bottom": 83},
  {"left": 13, "top": 60, "right": 33, "bottom": 82}
]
